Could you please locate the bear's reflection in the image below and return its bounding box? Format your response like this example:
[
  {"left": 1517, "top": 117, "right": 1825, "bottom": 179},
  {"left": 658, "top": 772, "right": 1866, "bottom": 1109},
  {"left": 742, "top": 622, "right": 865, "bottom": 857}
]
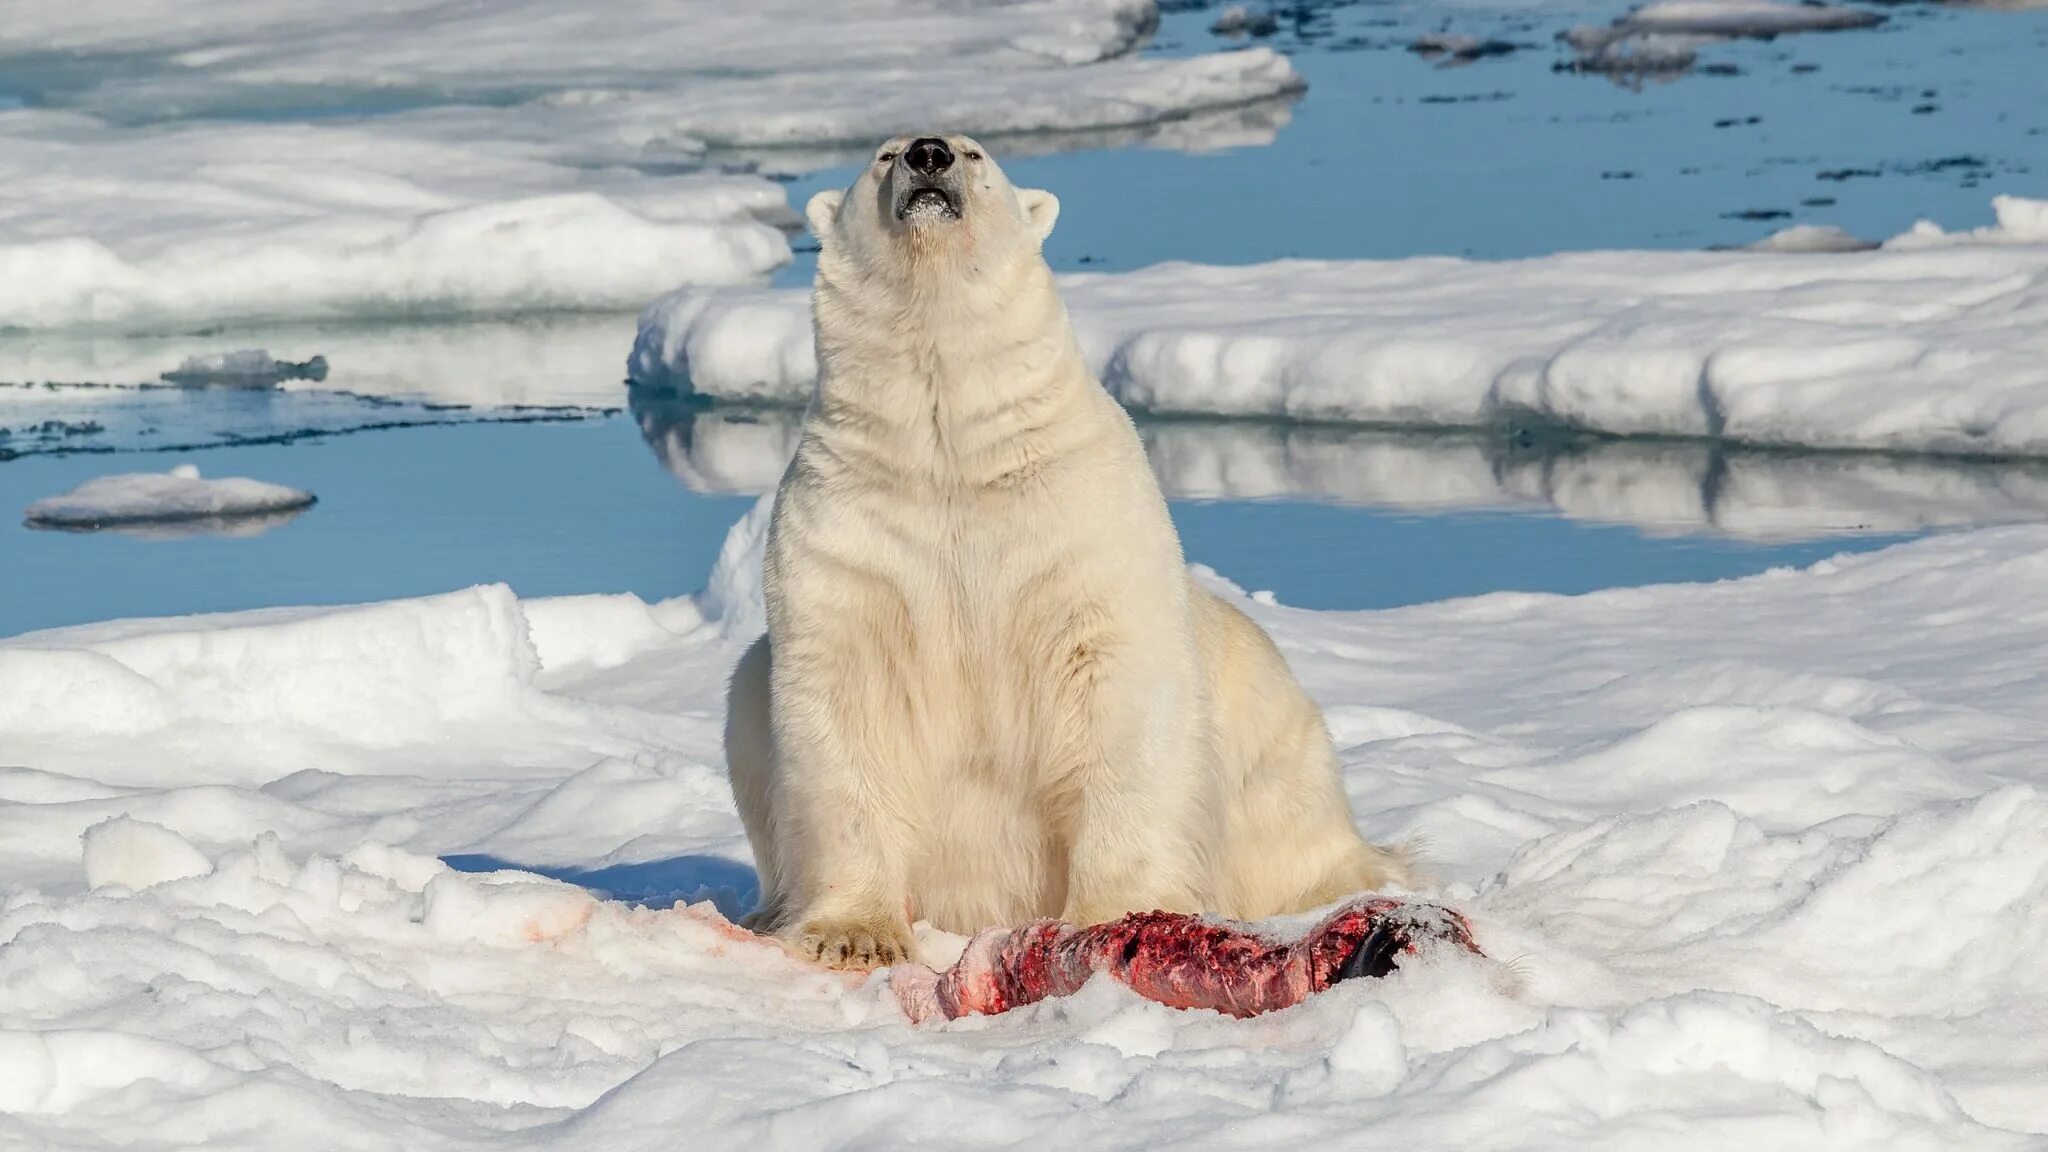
[{"left": 629, "top": 387, "right": 2048, "bottom": 541}]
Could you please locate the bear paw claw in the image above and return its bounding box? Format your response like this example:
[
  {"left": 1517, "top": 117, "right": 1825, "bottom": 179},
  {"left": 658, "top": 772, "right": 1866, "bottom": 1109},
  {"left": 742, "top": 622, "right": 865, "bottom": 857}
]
[{"left": 793, "top": 918, "right": 911, "bottom": 971}]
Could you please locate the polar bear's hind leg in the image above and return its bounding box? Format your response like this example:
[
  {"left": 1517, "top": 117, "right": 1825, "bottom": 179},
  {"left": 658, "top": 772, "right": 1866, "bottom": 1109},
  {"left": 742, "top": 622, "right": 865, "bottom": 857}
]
[{"left": 1195, "top": 587, "right": 1418, "bottom": 919}]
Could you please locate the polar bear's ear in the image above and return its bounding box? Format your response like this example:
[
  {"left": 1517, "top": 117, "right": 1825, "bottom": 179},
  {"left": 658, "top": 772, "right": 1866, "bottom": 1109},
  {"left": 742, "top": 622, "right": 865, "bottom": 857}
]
[
  {"left": 805, "top": 190, "right": 844, "bottom": 245},
  {"left": 1017, "top": 189, "right": 1060, "bottom": 244}
]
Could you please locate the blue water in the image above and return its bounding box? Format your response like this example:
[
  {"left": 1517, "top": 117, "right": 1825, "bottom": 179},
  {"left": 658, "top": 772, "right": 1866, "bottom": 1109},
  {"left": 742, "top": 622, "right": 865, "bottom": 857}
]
[
  {"left": 769, "top": 0, "right": 2048, "bottom": 285},
  {"left": 0, "top": 420, "right": 752, "bottom": 635},
  {"left": 0, "top": 412, "right": 1950, "bottom": 636},
  {"left": 4, "top": 1, "right": 2046, "bottom": 637}
]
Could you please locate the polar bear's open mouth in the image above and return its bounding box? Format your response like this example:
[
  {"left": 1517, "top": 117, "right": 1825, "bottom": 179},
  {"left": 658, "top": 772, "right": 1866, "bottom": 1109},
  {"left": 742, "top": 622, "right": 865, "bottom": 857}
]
[{"left": 898, "top": 187, "right": 959, "bottom": 222}]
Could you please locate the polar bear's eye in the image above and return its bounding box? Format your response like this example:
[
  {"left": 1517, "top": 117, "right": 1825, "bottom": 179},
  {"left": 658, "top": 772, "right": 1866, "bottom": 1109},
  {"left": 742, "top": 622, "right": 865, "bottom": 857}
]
[
  {"left": 876, "top": 152, "right": 898, "bottom": 165},
  {"left": 963, "top": 151, "right": 984, "bottom": 161}
]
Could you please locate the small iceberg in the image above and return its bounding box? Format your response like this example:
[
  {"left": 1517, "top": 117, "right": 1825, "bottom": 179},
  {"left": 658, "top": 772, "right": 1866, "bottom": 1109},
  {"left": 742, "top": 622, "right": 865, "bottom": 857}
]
[{"left": 25, "top": 464, "right": 316, "bottom": 534}]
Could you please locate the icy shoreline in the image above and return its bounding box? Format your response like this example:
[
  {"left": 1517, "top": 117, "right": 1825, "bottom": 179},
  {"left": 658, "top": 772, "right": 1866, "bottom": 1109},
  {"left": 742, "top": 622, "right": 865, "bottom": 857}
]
[
  {"left": 633, "top": 195, "right": 2048, "bottom": 458},
  {"left": 2, "top": 506, "right": 2046, "bottom": 1146}
]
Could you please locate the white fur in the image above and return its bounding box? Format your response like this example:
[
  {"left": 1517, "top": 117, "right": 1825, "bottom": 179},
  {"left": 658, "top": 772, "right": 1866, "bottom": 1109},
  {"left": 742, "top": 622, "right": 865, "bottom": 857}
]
[{"left": 726, "top": 134, "right": 1412, "bottom": 969}]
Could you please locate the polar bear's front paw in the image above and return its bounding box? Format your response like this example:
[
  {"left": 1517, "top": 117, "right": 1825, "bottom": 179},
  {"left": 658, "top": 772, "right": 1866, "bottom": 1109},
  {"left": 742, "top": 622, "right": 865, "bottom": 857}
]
[{"left": 792, "top": 917, "right": 912, "bottom": 971}]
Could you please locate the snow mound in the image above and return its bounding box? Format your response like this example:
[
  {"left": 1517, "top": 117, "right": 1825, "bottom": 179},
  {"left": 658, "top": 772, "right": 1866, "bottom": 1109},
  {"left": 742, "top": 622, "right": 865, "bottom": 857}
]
[
  {"left": 81, "top": 816, "right": 214, "bottom": 890},
  {"left": 1887, "top": 193, "right": 2048, "bottom": 250},
  {"left": 635, "top": 196, "right": 2048, "bottom": 457},
  {"left": 0, "top": 585, "right": 556, "bottom": 784},
  {"left": 695, "top": 494, "right": 776, "bottom": 644},
  {"left": 0, "top": 112, "right": 791, "bottom": 333},
  {"left": 25, "top": 464, "right": 316, "bottom": 529},
  {"left": 1740, "top": 224, "right": 1878, "bottom": 253}
]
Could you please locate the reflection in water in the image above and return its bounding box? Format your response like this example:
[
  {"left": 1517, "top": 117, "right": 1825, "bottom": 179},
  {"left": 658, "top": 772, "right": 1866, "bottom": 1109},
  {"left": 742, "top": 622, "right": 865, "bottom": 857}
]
[
  {"left": 710, "top": 97, "right": 1299, "bottom": 178},
  {"left": 24, "top": 505, "right": 311, "bottom": 540},
  {"left": 634, "top": 396, "right": 805, "bottom": 495},
  {"left": 629, "top": 389, "right": 2048, "bottom": 541},
  {"left": 0, "top": 313, "right": 636, "bottom": 407}
]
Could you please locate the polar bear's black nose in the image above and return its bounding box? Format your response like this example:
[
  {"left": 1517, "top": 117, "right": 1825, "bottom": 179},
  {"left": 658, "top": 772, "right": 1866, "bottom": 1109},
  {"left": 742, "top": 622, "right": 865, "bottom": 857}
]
[{"left": 906, "top": 137, "right": 954, "bottom": 176}]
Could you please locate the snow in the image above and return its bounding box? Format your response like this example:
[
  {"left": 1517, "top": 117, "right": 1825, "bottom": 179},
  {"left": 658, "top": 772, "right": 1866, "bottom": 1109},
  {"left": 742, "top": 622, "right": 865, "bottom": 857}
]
[
  {"left": 633, "top": 195, "right": 2048, "bottom": 457},
  {"left": 0, "top": 0, "right": 1308, "bottom": 335},
  {"left": 3, "top": 501, "right": 2048, "bottom": 1146},
  {"left": 0, "top": 0, "right": 1159, "bottom": 104},
  {"left": 386, "top": 46, "right": 1303, "bottom": 171},
  {"left": 81, "top": 817, "right": 214, "bottom": 891},
  {"left": 1610, "top": 0, "right": 1884, "bottom": 37},
  {"left": 0, "top": 111, "right": 792, "bottom": 333},
  {"left": 1740, "top": 224, "right": 1878, "bottom": 253},
  {"left": 24, "top": 464, "right": 317, "bottom": 530}
]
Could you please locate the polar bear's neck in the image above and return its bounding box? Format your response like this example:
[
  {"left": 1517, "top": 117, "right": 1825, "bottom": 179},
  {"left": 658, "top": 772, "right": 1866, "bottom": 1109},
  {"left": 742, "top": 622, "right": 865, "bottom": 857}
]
[{"left": 806, "top": 257, "right": 1106, "bottom": 487}]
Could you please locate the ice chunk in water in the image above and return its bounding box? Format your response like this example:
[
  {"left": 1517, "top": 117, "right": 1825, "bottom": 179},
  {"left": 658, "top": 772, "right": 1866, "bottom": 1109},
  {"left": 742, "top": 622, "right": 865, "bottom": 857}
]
[{"left": 25, "top": 465, "right": 317, "bottom": 530}]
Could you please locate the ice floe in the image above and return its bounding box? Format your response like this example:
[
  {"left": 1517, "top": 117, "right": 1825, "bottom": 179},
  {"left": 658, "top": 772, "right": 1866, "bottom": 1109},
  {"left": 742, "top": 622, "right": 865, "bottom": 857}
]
[
  {"left": 633, "top": 195, "right": 2048, "bottom": 457},
  {"left": 2, "top": 508, "right": 2047, "bottom": 1144},
  {"left": 0, "top": 0, "right": 1296, "bottom": 170},
  {"left": 385, "top": 46, "right": 1303, "bottom": 171},
  {"left": 24, "top": 464, "right": 316, "bottom": 530},
  {"left": 0, "top": 0, "right": 1161, "bottom": 112},
  {"left": 0, "top": 111, "right": 792, "bottom": 333}
]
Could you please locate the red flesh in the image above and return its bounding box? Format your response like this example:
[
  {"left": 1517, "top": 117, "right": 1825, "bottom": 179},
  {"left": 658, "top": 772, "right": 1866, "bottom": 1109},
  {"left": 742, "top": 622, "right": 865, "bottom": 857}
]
[{"left": 896, "top": 897, "right": 1481, "bottom": 1023}]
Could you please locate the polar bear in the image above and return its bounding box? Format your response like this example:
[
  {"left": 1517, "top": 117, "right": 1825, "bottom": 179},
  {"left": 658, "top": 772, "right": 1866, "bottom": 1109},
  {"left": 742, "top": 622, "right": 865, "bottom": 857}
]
[{"left": 725, "top": 134, "right": 1412, "bottom": 969}]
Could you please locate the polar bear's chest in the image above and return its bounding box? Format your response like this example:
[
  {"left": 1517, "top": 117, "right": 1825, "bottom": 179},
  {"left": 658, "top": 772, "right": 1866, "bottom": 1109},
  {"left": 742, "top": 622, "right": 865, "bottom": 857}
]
[{"left": 787, "top": 477, "right": 1146, "bottom": 658}]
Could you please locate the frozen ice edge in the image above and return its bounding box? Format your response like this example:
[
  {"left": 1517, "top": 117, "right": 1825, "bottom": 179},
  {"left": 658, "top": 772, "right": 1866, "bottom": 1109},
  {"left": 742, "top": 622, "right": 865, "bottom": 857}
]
[{"left": 632, "top": 195, "right": 2048, "bottom": 459}]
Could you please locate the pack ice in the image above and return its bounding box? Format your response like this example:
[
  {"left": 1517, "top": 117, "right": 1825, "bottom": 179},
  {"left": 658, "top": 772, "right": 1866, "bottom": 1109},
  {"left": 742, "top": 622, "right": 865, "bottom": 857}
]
[
  {"left": 1, "top": 499, "right": 2045, "bottom": 1147},
  {"left": 634, "top": 195, "right": 2048, "bottom": 457}
]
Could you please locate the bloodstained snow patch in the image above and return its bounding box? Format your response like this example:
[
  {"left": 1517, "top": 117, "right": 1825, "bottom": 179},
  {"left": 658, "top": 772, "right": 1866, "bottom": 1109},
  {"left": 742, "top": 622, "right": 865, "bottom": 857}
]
[{"left": 893, "top": 898, "right": 1481, "bottom": 1023}]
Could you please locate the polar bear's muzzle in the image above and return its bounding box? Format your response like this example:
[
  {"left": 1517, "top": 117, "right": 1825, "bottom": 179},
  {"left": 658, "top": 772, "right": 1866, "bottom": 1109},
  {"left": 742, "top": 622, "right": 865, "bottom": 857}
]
[{"left": 896, "top": 185, "right": 960, "bottom": 223}]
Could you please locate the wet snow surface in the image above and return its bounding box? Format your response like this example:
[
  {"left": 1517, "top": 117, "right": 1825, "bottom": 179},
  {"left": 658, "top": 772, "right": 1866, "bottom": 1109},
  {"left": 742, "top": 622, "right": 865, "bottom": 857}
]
[{"left": 5, "top": 0, "right": 2048, "bottom": 1147}]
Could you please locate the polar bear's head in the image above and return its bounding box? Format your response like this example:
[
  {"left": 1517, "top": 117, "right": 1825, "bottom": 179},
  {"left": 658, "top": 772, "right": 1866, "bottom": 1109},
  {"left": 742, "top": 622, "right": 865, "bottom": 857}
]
[{"left": 805, "top": 134, "right": 1059, "bottom": 292}]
